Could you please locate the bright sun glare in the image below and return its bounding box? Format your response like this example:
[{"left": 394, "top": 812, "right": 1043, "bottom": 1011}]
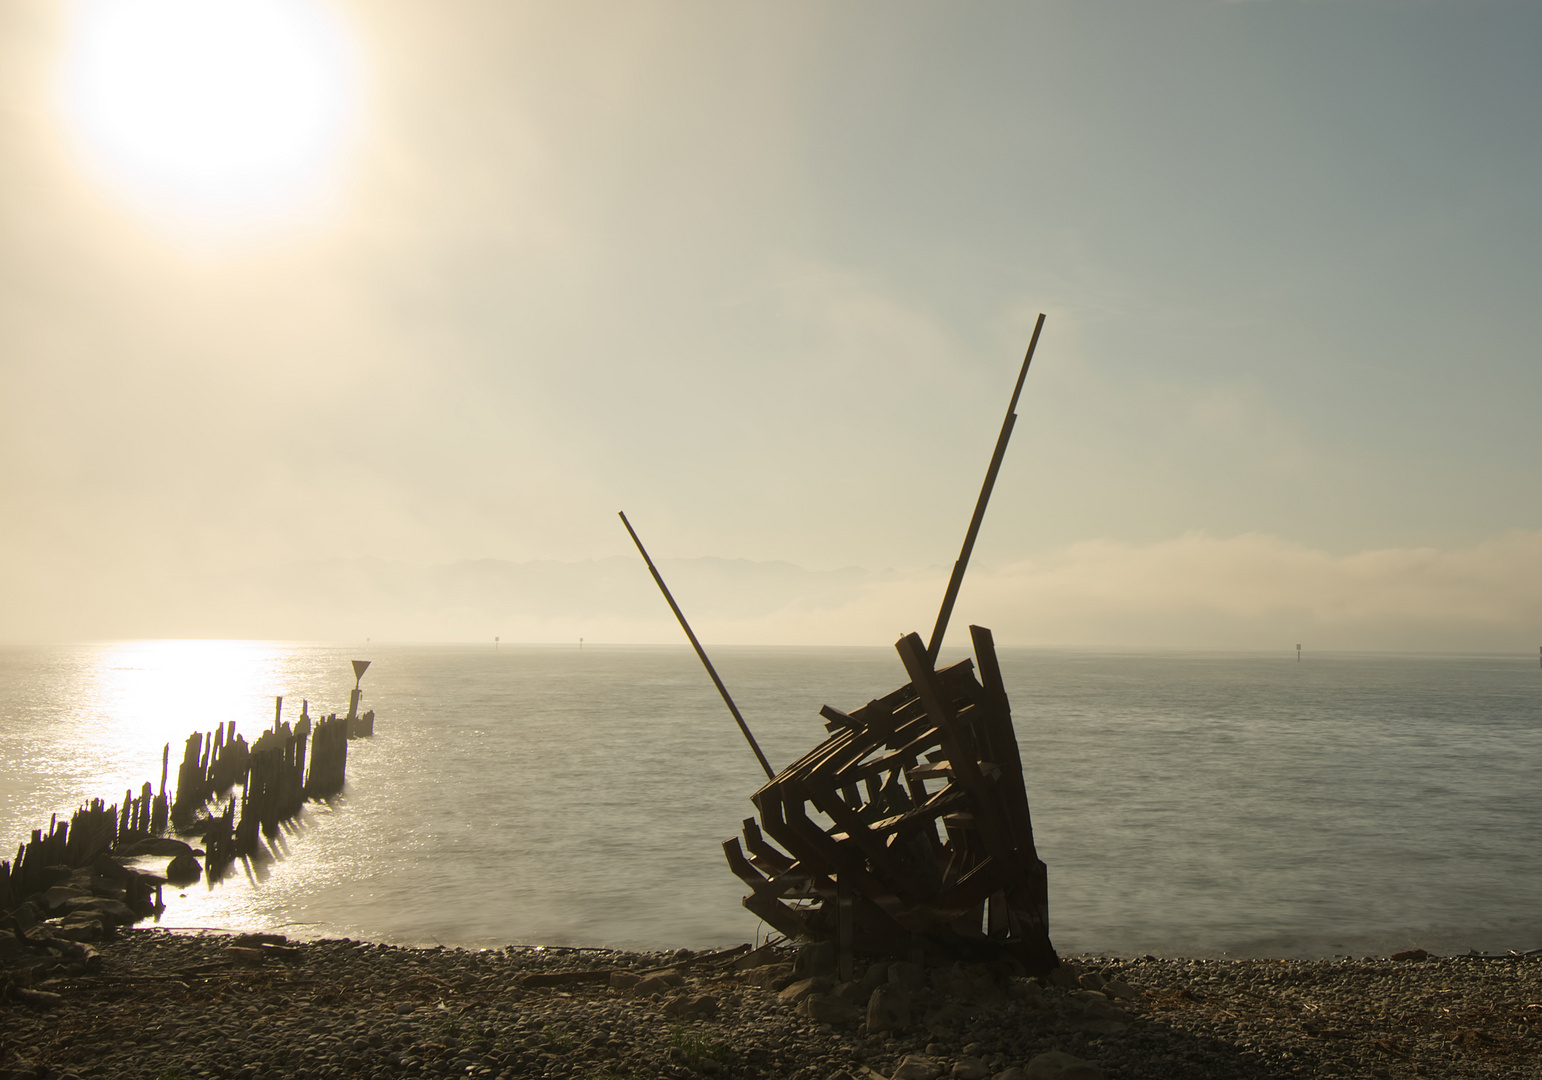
[{"left": 60, "top": 0, "right": 357, "bottom": 229}]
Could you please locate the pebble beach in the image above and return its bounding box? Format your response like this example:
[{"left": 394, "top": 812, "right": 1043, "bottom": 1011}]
[{"left": 4, "top": 928, "right": 1539, "bottom": 1080}]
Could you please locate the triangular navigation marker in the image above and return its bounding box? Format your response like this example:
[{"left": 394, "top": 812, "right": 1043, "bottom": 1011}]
[{"left": 351, "top": 660, "right": 371, "bottom": 687}]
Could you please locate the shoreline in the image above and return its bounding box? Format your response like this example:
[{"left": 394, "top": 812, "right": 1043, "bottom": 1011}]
[{"left": 4, "top": 930, "right": 1539, "bottom": 1080}]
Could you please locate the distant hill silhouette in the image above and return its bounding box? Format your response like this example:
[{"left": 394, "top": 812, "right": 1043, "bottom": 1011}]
[{"left": 179, "top": 555, "right": 900, "bottom": 642}]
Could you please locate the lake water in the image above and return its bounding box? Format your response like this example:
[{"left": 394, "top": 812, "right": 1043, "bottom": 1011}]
[{"left": 1, "top": 641, "right": 1538, "bottom": 959}]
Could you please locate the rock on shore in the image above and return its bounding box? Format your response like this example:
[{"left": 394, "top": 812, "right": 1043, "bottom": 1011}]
[{"left": 2, "top": 931, "right": 1539, "bottom": 1080}]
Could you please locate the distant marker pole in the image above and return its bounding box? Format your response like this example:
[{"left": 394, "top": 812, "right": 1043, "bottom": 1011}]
[
  {"left": 495, "top": 636, "right": 499, "bottom": 651},
  {"left": 1297, "top": 644, "right": 1301, "bottom": 663}
]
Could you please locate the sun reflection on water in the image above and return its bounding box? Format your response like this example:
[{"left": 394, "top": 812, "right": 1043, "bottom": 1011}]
[
  {"left": 11, "top": 639, "right": 351, "bottom": 831},
  {"left": 86, "top": 640, "right": 289, "bottom": 785},
  {"left": 0, "top": 639, "right": 367, "bottom": 936},
  {"left": 6, "top": 644, "right": 1541, "bottom": 953}
]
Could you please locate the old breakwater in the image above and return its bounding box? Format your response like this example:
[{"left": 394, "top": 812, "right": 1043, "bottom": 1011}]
[
  {"left": 1, "top": 676, "right": 376, "bottom": 1000},
  {"left": 167, "top": 698, "right": 365, "bottom": 883}
]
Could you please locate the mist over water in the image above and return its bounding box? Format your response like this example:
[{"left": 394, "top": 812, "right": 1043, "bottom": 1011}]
[{"left": 1, "top": 642, "right": 1537, "bottom": 958}]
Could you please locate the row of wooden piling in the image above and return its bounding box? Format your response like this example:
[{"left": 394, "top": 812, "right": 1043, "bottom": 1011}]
[
  {"left": 169, "top": 699, "right": 360, "bottom": 877},
  {"left": 0, "top": 797, "right": 155, "bottom": 913},
  {"left": 2, "top": 691, "right": 373, "bottom": 910}
]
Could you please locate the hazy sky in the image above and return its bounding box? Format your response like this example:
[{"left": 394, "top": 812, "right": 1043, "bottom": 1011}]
[{"left": 3, "top": 0, "right": 1540, "bottom": 649}]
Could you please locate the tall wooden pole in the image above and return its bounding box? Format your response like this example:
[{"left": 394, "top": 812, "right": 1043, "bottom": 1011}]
[
  {"left": 619, "top": 511, "right": 776, "bottom": 780},
  {"left": 927, "top": 313, "right": 1046, "bottom": 665}
]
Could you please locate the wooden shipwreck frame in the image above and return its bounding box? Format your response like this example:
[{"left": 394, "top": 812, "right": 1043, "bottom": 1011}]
[
  {"left": 725, "top": 625, "right": 1053, "bottom": 971},
  {"left": 625, "top": 314, "right": 1056, "bottom": 974}
]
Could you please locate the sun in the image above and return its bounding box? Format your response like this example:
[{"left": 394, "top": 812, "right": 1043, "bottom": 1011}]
[{"left": 59, "top": 0, "right": 358, "bottom": 230}]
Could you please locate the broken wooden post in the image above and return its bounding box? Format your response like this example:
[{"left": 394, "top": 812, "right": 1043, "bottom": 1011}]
[
  {"left": 927, "top": 312, "right": 1044, "bottom": 665},
  {"left": 620, "top": 510, "right": 775, "bottom": 780}
]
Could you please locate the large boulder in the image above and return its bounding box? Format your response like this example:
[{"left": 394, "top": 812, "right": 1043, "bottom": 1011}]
[
  {"left": 741, "top": 962, "right": 793, "bottom": 989},
  {"left": 891, "top": 1055, "right": 944, "bottom": 1080},
  {"left": 62, "top": 897, "right": 137, "bottom": 925},
  {"left": 56, "top": 914, "right": 106, "bottom": 943},
  {"left": 165, "top": 851, "right": 202, "bottom": 886},
  {"left": 662, "top": 993, "right": 719, "bottom": 1019},
  {"left": 37, "top": 885, "right": 90, "bottom": 915},
  {"left": 802, "top": 992, "right": 858, "bottom": 1025},
  {"left": 118, "top": 837, "right": 203, "bottom": 858},
  {"left": 867, "top": 984, "right": 911, "bottom": 1034},
  {"left": 92, "top": 854, "right": 130, "bottom": 880},
  {"left": 632, "top": 970, "right": 684, "bottom": 996},
  {"left": 1072, "top": 996, "right": 1130, "bottom": 1034},
  {"left": 778, "top": 976, "right": 832, "bottom": 1006},
  {"left": 6, "top": 901, "right": 42, "bottom": 934},
  {"left": 1080, "top": 997, "right": 1130, "bottom": 1023},
  {"left": 856, "top": 961, "right": 891, "bottom": 998},
  {"left": 731, "top": 943, "right": 787, "bottom": 971}
]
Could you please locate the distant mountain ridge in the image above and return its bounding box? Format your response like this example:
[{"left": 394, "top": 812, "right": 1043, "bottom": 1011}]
[
  {"left": 151, "top": 554, "right": 907, "bottom": 642},
  {"left": 20, "top": 531, "right": 1538, "bottom": 651}
]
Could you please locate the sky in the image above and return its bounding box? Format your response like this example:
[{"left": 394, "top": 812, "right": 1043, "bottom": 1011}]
[{"left": 2, "top": 0, "right": 1541, "bottom": 650}]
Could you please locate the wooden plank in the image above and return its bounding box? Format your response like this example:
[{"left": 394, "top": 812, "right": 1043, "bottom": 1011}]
[
  {"left": 843, "top": 726, "right": 938, "bottom": 781},
  {"left": 926, "top": 853, "right": 1010, "bottom": 917},
  {"left": 820, "top": 705, "right": 860, "bottom": 732},
  {"left": 765, "top": 869, "right": 831, "bottom": 900},
  {"left": 968, "top": 623, "right": 1037, "bottom": 846},
  {"left": 803, "top": 773, "right": 919, "bottom": 896},
  {"left": 636, "top": 943, "right": 752, "bottom": 974},
  {"left": 741, "top": 818, "right": 795, "bottom": 874},
  {"left": 723, "top": 837, "right": 774, "bottom": 893},
  {"left": 521, "top": 969, "right": 614, "bottom": 988},
  {"left": 926, "top": 313, "right": 1045, "bottom": 665},
  {"left": 987, "top": 889, "right": 1009, "bottom": 940},
  {"left": 894, "top": 632, "right": 1014, "bottom": 867},
  {"left": 868, "top": 785, "right": 968, "bottom": 836},
  {"left": 743, "top": 892, "right": 809, "bottom": 939},
  {"left": 857, "top": 698, "right": 895, "bottom": 742}
]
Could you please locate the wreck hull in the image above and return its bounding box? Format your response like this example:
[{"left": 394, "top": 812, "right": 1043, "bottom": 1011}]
[{"left": 725, "top": 625, "right": 1056, "bottom": 974}]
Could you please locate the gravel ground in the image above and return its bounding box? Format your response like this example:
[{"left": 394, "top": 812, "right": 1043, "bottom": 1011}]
[{"left": 2, "top": 931, "right": 1539, "bottom": 1080}]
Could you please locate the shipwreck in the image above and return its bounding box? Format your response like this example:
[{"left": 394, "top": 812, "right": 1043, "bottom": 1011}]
[{"left": 625, "top": 313, "right": 1056, "bottom": 975}]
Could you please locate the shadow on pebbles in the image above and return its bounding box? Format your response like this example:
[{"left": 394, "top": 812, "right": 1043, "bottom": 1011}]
[{"left": 2, "top": 931, "right": 1539, "bottom": 1080}]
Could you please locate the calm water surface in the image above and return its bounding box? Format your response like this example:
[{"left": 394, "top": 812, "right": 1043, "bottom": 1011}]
[{"left": 1, "top": 642, "right": 1537, "bottom": 958}]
